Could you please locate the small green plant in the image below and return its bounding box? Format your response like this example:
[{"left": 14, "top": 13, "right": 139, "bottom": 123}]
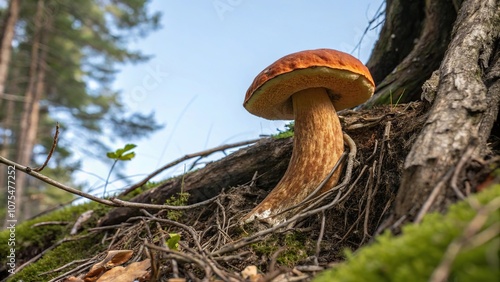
[
  {"left": 273, "top": 122, "right": 295, "bottom": 139},
  {"left": 251, "top": 232, "right": 309, "bottom": 266},
  {"left": 389, "top": 88, "right": 406, "bottom": 109},
  {"left": 164, "top": 191, "right": 190, "bottom": 221},
  {"left": 103, "top": 144, "right": 137, "bottom": 197},
  {"left": 166, "top": 233, "right": 181, "bottom": 251}
]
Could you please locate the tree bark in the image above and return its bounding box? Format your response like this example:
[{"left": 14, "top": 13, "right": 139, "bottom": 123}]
[
  {"left": 396, "top": 0, "right": 500, "bottom": 219},
  {"left": 364, "top": 0, "right": 457, "bottom": 107},
  {"left": 365, "top": 0, "right": 425, "bottom": 85},
  {"left": 0, "top": 0, "right": 21, "bottom": 108},
  {"left": 0, "top": 83, "right": 16, "bottom": 228},
  {"left": 15, "top": 0, "right": 47, "bottom": 220}
]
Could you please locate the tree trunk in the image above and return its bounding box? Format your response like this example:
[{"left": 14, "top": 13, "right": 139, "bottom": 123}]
[
  {"left": 0, "top": 65, "right": 19, "bottom": 227},
  {"left": 15, "top": 0, "right": 47, "bottom": 220},
  {"left": 365, "top": 0, "right": 425, "bottom": 85},
  {"left": 396, "top": 0, "right": 499, "bottom": 220},
  {"left": 364, "top": 0, "right": 457, "bottom": 107},
  {"left": 0, "top": 0, "right": 21, "bottom": 108}
]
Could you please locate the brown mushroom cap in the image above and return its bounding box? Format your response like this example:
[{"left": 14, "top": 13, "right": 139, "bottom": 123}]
[{"left": 244, "top": 48, "right": 375, "bottom": 120}]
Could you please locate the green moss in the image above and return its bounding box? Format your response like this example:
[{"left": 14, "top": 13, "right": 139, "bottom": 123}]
[
  {"left": 272, "top": 122, "right": 294, "bottom": 139},
  {"left": 0, "top": 201, "right": 110, "bottom": 281},
  {"left": 314, "top": 185, "right": 500, "bottom": 282},
  {"left": 7, "top": 234, "right": 105, "bottom": 282},
  {"left": 251, "top": 232, "right": 310, "bottom": 267},
  {"left": 164, "top": 192, "right": 190, "bottom": 221},
  {"left": 122, "top": 180, "right": 166, "bottom": 200}
]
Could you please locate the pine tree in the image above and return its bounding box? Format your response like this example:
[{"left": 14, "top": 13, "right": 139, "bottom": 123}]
[{"left": 0, "top": 0, "right": 163, "bottom": 220}]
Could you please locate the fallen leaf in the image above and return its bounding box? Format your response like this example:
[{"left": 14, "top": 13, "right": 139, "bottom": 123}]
[
  {"left": 241, "top": 265, "right": 263, "bottom": 281},
  {"left": 84, "top": 250, "right": 134, "bottom": 281},
  {"left": 96, "top": 259, "right": 151, "bottom": 282}
]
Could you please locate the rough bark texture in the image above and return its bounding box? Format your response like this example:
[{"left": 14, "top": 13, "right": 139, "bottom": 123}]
[
  {"left": 396, "top": 0, "right": 500, "bottom": 218},
  {"left": 0, "top": 0, "right": 20, "bottom": 105},
  {"left": 99, "top": 137, "right": 293, "bottom": 226},
  {"left": 364, "top": 0, "right": 457, "bottom": 107},
  {"left": 365, "top": 0, "right": 425, "bottom": 85}
]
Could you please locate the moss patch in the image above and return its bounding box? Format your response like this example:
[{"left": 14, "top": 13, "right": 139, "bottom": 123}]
[
  {"left": 272, "top": 122, "right": 294, "bottom": 139},
  {"left": 7, "top": 234, "right": 105, "bottom": 282},
  {"left": 251, "top": 231, "right": 311, "bottom": 267},
  {"left": 314, "top": 185, "right": 500, "bottom": 282},
  {"left": 0, "top": 201, "right": 110, "bottom": 281},
  {"left": 164, "top": 191, "right": 190, "bottom": 221}
]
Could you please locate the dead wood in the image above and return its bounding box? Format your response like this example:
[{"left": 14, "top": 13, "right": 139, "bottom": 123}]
[{"left": 99, "top": 137, "right": 293, "bottom": 226}]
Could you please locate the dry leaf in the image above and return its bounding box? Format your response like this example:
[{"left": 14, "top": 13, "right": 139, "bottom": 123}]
[
  {"left": 241, "top": 265, "right": 263, "bottom": 281},
  {"left": 96, "top": 259, "right": 151, "bottom": 282},
  {"left": 84, "top": 250, "right": 134, "bottom": 281},
  {"left": 64, "top": 276, "right": 84, "bottom": 282},
  {"left": 167, "top": 278, "right": 186, "bottom": 282}
]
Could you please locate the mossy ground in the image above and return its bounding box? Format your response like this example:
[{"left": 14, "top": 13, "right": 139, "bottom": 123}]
[
  {"left": 0, "top": 201, "right": 111, "bottom": 281},
  {"left": 314, "top": 185, "right": 500, "bottom": 282},
  {"left": 2, "top": 103, "right": 498, "bottom": 281},
  {"left": 251, "top": 231, "right": 312, "bottom": 267}
]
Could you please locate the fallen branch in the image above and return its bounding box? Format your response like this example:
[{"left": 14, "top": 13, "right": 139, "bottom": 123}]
[
  {"left": 120, "top": 138, "right": 261, "bottom": 196},
  {"left": 0, "top": 155, "right": 118, "bottom": 207}
]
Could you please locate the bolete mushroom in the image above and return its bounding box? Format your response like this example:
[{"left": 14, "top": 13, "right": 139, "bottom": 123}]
[{"left": 242, "top": 48, "right": 375, "bottom": 225}]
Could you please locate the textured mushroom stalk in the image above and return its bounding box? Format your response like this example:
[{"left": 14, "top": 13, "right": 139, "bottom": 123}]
[{"left": 242, "top": 87, "right": 344, "bottom": 225}]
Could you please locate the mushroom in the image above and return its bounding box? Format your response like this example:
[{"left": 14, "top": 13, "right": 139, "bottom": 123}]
[{"left": 242, "top": 48, "right": 375, "bottom": 225}]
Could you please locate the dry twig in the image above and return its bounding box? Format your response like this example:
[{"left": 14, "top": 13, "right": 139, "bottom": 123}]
[{"left": 120, "top": 138, "right": 261, "bottom": 196}]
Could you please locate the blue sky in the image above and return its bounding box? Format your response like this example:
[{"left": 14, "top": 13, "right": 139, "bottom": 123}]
[{"left": 77, "top": 1, "right": 382, "bottom": 195}]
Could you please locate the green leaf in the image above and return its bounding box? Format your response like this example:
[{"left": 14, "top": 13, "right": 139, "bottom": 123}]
[
  {"left": 118, "top": 152, "right": 135, "bottom": 161},
  {"left": 123, "top": 144, "right": 137, "bottom": 152},
  {"left": 106, "top": 144, "right": 137, "bottom": 160},
  {"left": 106, "top": 152, "right": 117, "bottom": 159},
  {"left": 167, "top": 233, "right": 181, "bottom": 251}
]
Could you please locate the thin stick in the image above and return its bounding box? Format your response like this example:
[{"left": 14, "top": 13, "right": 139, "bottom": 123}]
[
  {"left": 33, "top": 122, "right": 60, "bottom": 172},
  {"left": 430, "top": 198, "right": 500, "bottom": 282},
  {"left": 296, "top": 133, "right": 357, "bottom": 214},
  {"left": 273, "top": 152, "right": 347, "bottom": 217},
  {"left": 47, "top": 259, "right": 96, "bottom": 282},
  {"left": 139, "top": 209, "right": 204, "bottom": 252},
  {"left": 0, "top": 155, "right": 118, "bottom": 206},
  {"left": 110, "top": 195, "right": 217, "bottom": 210},
  {"left": 145, "top": 242, "right": 212, "bottom": 278},
  {"left": 40, "top": 258, "right": 89, "bottom": 275},
  {"left": 212, "top": 191, "right": 345, "bottom": 257},
  {"left": 450, "top": 140, "right": 477, "bottom": 200},
  {"left": 120, "top": 138, "right": 261, "bottom": 196},
  {"left": 415, "top": 168, "right": 454, "bottom": 223},
  {"left": 362, "top": 163, "right": 376, "bottom": 243},
  {"left": 314, "top": 211, "right": 326, "bottom": 266}
]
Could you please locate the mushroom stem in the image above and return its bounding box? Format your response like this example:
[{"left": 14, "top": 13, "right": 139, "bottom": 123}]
[{"left": 243, "top": 87, "right": 344, "bottom": 225}]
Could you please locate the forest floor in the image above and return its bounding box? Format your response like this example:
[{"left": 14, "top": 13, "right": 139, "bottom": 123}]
[{"left": 2, "top": 101, "right": 498, "bottom": 282}]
